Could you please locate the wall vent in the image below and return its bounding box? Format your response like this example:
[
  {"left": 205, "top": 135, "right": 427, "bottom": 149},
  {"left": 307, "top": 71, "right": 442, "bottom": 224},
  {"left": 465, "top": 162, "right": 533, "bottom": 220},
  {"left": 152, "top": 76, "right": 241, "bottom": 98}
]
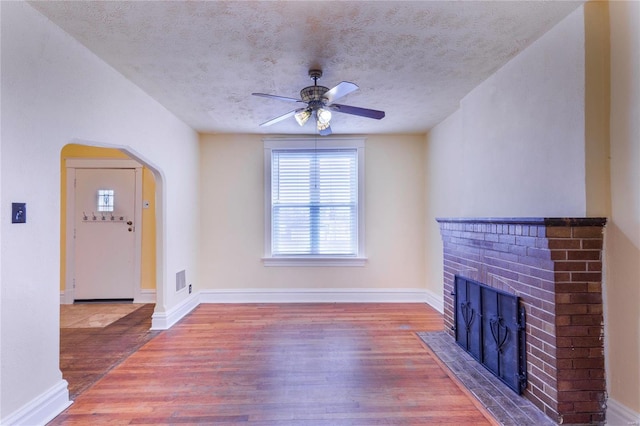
[{"left": 176, "top": 270, "right": 186, "bottom": 292}]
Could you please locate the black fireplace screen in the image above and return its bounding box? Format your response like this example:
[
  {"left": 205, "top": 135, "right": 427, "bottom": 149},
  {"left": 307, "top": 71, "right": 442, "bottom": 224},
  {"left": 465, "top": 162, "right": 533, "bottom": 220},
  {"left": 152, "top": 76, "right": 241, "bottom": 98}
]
[{"left": 453, "top": 275, "right": 527, "bottom": 394}]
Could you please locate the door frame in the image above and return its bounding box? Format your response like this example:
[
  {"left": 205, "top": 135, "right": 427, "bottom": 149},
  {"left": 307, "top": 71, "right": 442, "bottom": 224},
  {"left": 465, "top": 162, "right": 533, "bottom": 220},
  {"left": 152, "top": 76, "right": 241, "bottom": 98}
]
[{"left": 64, "top": 158, "right": 144, "bottom": 303}]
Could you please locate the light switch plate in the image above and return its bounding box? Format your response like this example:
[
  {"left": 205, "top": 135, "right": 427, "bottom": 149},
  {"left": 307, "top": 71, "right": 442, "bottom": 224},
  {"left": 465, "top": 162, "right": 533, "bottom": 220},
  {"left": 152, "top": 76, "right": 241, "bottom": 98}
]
[{"left": 12, "top": 203, "right": 26, "bottom": 224}]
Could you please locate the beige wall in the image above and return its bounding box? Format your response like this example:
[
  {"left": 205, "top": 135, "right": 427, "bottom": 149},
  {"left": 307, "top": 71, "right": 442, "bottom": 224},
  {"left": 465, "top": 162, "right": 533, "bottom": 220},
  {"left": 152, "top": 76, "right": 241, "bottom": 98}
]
[
  {"left": 606, "top": 0, "right": 640, "bottom": 413},
  {"left": 584, "top": 2, "right": 611, "bottom": 217},
  {"left": 199, "top": 134, "right": 426, "bottom": 293},
  {"left": 424, "top": 5, "right": 587, "bottom": 299},
  {"left": 424, "top": 1, "right": 640, "bottom": 415}
]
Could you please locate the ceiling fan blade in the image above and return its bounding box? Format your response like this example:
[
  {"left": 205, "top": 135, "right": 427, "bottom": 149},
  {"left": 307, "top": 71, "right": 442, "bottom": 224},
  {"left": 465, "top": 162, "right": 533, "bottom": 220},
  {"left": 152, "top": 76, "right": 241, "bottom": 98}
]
[
  {"left": 330, "top": 103, "right": 386, "bottom": 120},
  {"left": 259, "top": 109, "right": 299, "bottom": 126},
  {"left": 252, "top": 93, "right": 304, "bottom": 103},
  {"left": 324, "top": 82, "right": 358, "bottom": 104}
]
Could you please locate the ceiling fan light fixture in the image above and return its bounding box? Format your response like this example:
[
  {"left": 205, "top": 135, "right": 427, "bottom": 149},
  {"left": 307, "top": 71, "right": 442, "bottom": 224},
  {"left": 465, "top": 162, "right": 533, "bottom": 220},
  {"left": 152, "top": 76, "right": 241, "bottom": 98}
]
[
  {"left": 316, "top": 108, "right": 332, "bottom": 134},
  {"left": 317, "top": 108, "right": 332, "bottom": 125},
  {"left": 294, "top": 109, "right": 311, "bottom": 126},
  {"left": 318, "top": 123, "right": 332, "bottom": 136},
  {"left": 316, "top": 108, "right": 332, "bottom": 133},
  {"left": 317, "top": 120, "right": 330, "bottom": 132}
]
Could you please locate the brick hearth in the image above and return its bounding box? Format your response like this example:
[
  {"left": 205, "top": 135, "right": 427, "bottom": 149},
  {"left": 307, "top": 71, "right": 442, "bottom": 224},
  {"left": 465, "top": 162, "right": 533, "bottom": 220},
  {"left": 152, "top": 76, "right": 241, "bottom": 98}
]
[{"left": 437, "top": 217, "right": 607, "bottom": 425}]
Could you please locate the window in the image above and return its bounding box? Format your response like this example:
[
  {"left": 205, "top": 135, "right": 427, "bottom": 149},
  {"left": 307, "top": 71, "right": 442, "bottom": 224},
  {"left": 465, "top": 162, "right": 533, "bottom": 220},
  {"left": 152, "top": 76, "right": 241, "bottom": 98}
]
[{"left": 264, "top": 138, "right": 365, "bottom": 266}]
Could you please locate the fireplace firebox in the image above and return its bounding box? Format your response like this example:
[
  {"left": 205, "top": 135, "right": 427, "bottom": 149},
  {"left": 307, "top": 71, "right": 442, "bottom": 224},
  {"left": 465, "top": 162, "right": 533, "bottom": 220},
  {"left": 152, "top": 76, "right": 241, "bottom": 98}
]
[{"left": 453, "top": 275, "right": 527, "bottom": 394}]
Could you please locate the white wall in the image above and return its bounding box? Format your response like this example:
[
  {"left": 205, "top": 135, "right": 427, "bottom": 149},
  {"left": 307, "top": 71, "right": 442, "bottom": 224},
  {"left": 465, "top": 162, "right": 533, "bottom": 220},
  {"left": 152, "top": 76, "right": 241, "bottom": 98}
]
[
  {"left": 606, "top": 0, "right": 640, "bottom": 415},
  {"left": 0, "top": 2, "right": 199, "bottom": 423},
  {"left": 199, "top": 134, "right": 427, "bottom": 299},
  {"left": 424, "top": 6, "right": 587, "bottom": 297}
]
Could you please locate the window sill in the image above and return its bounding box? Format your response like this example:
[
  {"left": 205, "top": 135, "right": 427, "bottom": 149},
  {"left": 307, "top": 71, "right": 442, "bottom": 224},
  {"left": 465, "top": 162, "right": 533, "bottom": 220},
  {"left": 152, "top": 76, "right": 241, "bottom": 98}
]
[{"left": 262, "top": 256, "right": 367, "bottom": 267}]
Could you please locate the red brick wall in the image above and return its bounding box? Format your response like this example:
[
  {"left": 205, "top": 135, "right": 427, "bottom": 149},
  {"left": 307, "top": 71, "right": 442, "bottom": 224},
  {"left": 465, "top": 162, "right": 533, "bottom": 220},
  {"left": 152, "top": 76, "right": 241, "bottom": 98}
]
[{"left": 438, "top": 218, "right": 606, "bottom": 425}]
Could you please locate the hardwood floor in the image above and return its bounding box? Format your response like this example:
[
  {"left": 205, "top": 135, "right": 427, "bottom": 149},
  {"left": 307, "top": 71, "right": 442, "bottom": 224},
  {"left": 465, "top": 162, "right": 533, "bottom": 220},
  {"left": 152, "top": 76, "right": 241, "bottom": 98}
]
[
  {"left": 61, "top": 303, "right": 146, "bottom": 328},
  {"left": 52, "top": 303, "right": 496, "bottom": 425},
  {"left": 60, "top": 304, "right": 159, "bottom": 399}
]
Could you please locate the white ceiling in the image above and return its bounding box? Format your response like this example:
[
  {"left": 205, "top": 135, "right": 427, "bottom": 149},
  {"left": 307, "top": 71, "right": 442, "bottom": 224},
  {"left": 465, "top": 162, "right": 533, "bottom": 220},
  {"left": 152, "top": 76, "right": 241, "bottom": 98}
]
[{"left": 29, "top": 1, "right": 582, "bottom": 136}]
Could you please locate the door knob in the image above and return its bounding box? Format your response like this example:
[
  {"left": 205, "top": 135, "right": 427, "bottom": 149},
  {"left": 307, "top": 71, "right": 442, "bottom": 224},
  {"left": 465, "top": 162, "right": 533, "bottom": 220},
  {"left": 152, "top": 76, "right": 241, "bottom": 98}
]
[
  {"left": 126, "top": 221, "right": 133, "bottom": 225},
  {"left": 128, "top": 227, "right": 133, "bottom": 232}
]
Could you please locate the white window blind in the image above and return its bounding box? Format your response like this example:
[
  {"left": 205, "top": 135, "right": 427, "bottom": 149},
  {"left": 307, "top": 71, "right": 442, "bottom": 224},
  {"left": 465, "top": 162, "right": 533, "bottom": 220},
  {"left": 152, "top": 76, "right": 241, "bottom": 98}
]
[{"left": 271, "top": 149, "right": 358, "bottom": 256}]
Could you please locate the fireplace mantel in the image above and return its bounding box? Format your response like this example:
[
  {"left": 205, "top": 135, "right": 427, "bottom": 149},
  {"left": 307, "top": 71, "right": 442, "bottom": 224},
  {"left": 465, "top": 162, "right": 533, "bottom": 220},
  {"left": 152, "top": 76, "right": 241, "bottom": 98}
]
[
  {"left": 436, "top": 217, "right": 607, "bottom": 226},
  {"left": 437, "top": 217, "right": 607, "bottom": 425}
]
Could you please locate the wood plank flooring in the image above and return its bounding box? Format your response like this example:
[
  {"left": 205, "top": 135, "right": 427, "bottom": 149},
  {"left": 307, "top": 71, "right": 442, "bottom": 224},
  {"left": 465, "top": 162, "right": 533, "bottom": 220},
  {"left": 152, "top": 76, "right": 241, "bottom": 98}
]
[
  {"left": 52, "top": 303, "right": 496, "bottom": 425},
  {"left": 60, "top": 304, "right": 159, "bottom": 399},
  {"left": 61, "top": 303, "right": 146, "bottom": 328}
]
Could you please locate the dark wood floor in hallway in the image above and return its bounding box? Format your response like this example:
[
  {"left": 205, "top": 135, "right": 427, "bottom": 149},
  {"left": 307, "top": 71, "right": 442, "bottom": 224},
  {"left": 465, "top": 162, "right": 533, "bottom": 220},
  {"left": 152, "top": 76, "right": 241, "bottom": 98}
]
[
  {"left": 60, "top": 304, "right": 159, "bottom": 399},
  {"left": 51, "top": 303, "right": 496, "bottom": 425}
]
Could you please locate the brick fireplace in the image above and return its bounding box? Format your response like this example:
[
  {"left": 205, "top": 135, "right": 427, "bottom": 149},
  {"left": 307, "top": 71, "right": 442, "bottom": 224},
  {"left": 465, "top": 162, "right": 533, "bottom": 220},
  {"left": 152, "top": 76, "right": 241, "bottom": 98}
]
[{"left": 437, "top": 217, "right": 607, "bottom": 425}]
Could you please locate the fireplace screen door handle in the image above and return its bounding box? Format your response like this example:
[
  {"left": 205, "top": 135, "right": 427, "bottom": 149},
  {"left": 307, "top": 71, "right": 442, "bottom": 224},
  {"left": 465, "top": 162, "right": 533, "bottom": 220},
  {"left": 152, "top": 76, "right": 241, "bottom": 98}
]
[
  {"left": 489, "top": 317, "right": 509, "bottom": 353},
  {"left": 460, "top": 302, "right": 475, "bottom": 332}
]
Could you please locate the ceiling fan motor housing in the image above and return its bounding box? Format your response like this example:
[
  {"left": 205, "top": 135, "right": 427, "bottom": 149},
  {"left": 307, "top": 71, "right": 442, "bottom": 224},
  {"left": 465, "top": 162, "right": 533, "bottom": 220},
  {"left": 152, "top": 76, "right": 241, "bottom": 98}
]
[{"left": 300, "top": 86, "right": 329, "bottom": 106}]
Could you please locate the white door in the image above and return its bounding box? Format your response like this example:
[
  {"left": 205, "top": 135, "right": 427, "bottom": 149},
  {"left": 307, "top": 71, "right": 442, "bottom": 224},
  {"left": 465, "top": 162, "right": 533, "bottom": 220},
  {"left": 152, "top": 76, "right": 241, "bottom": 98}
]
[{"left": 73, "top": 168, "right": 137, "bottom": 300}]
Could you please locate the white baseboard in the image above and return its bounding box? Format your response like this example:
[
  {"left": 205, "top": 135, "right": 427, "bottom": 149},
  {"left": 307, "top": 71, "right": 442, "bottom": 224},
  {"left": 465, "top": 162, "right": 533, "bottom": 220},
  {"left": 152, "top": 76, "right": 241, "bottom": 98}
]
[
  {"left": 151, "top": 293, "right": 200, "bottom": 330},
  {"left": 198, "top": 288, "right": 429, "bottom": 304},
  {"left": 607, "top": 398, "right": 640, "bottom": 425},
  {"left": 1, "top": 379, "right": 72, "bottom": 426},
  {"left": 153, "top": 288, "right": 434, "bottom": 328},
  {"left": 135, "top": 289, "right": 156, "bottom": 304},
  {"left": 60, "top": 289, "right": 156, "bottom": 304},
  {"left": 60, "top": 290, "right": 74, "bottom": 305},
  {"left": 424, "top": 289, "right": 443, "bottom": 313}
]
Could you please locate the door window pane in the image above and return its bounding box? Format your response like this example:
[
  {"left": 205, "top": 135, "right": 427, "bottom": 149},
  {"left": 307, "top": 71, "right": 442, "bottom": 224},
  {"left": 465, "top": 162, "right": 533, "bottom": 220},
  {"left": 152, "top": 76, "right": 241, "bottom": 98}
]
[{"left": 97, "top": 189, "right": 115, "bottom": 212}]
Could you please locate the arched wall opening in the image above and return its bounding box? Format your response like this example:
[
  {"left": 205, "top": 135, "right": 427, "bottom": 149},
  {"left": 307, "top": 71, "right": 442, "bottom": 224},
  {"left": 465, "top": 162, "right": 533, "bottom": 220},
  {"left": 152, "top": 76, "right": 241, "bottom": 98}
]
[{"left": 59, "top": 141, "right": 165, "bottom": 313}]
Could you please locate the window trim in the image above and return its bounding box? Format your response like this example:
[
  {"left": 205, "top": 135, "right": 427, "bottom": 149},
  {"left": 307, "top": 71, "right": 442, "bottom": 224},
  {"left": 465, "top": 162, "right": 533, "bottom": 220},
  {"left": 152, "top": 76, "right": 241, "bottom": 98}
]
[{"left": 263, "top": 137, "right": 366, "bottom": 267}]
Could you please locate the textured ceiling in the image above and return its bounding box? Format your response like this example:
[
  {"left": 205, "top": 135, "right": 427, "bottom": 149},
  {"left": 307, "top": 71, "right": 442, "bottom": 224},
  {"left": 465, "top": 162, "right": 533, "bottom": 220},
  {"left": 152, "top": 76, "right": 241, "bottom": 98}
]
[{"left": 29, "top": 1, "right": 582, "bottom": 136}]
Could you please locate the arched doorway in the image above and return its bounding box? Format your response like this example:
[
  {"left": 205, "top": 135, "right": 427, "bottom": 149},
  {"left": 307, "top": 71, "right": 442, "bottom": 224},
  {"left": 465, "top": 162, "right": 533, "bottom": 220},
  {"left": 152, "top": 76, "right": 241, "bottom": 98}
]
[
  {"left": 60, "top": 144, "right": 159, "bottom": 303},
  {"left": 59, "top": 142, "right": 164, "bottom": 398}
]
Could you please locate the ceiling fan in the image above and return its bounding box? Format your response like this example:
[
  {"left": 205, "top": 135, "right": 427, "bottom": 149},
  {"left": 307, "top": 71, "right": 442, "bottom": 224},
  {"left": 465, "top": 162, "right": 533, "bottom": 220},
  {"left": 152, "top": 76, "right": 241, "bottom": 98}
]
[{"left": 252, "top": 69, "right": 385, "bottom": 136}]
